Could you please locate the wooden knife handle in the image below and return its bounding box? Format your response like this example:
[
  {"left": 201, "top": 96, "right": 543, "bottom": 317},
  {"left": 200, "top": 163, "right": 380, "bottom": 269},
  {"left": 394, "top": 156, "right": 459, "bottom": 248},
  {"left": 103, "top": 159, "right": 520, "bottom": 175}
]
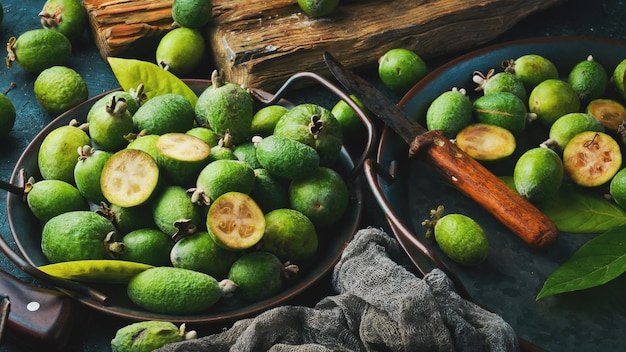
[
  {"left": 410, "top": 130, "right": 559, "bottom": 249},
  {"left": 0, "top": 268, "right": 74, "bottom": 350}
]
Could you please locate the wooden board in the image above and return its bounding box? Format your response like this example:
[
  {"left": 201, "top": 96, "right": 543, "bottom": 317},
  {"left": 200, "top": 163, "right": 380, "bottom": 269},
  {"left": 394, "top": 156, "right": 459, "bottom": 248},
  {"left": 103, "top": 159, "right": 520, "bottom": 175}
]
[
  {"left": 83, "top": 0, "right": 175, "bottom": 59},
  {"left": 83, "top": 0, "right": 567, "bottom": 91}
]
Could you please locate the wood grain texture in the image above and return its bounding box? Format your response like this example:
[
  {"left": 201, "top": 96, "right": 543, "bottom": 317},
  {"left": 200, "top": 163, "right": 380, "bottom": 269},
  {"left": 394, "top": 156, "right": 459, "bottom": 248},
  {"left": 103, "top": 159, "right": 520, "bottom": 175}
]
[
  {"left": 83, "top": 0, "right": 566, "bottom": 90},
  {"left": 83, "top": 0, "right": 175, "bottom": 58}
]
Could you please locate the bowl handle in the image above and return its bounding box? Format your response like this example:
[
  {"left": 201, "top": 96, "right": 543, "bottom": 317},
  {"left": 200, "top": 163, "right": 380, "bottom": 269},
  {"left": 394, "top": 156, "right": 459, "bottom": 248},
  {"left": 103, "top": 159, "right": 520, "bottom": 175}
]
[{"left": 249, "top": 71, "right": 378, "bottom": 179}]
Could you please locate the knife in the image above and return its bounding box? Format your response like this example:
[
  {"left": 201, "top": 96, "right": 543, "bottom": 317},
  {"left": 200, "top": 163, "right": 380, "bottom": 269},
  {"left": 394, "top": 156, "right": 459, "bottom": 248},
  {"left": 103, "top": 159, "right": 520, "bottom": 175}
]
[
  {"left": 323, "top": 52, "right": 559, "bottom": 250},
  {"left": 0, "top": 268, "right": 74, "bottom": 351}
]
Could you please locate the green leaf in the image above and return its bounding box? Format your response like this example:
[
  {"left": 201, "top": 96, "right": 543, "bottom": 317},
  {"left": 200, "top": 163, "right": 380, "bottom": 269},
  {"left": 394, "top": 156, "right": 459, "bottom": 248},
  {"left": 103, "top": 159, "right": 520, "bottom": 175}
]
[
  {"left": 537, "top": 184, "right": 626, "bottom": 233},
  {"left": 536, "top": 224, "right": 626, "bottom": 299},
  {"left": 107, "top": 57, "right": 198, "bottom": 107}
]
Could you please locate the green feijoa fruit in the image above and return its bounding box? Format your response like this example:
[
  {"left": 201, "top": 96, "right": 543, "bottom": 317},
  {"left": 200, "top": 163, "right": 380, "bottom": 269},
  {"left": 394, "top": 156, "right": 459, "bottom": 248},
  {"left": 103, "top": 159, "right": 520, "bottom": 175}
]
[
  {"left": 297, "top": 0, "right": 339, "bottom": 17},
  {"left": 39, "top": 0, "right": 87, "bottom": 42},
  {"left": 609, "top": 167, "right": 626, "bottom": 210},
  {"left": 156, "top": 27, "right": 206, "bottom": 76},
  {"left": 88, "top": 91, "right": 141, "bottom": 120},
  {"left": 233, "top": 142, "right": 260, "bottom": 169},
  {"left": 330, "top": 94, "right": 369, "bottom": 138},
  {"left": 206, "top": 191, "right": 265, "bottom": 251},
  {"left": 568, "top": 55, "right": 608, "bottom": 104},
  {"left": 170, "top": 231, "right": 238, "bottom": 278},
  {"left": 74, "top": 146, "right": 113, "bottom": 203},
  {"left": 586, "top": 98, "right": 626, "bottom": 131},
  {"left": 262, "top": 208, "right": 318, "bottom": 263},
  {"left": 207, "top": 145, "right": 237, "bottom": 162},
  {"left": 227, "top": 251, "right": 284, "bottom": 301},
  {"left": 193, "top": 159, "right": 255, "bottom": 204},
  {"left": 513, "top": 147, "right": 564, "bottom": 203},
  {"left": 172, "top": 0, "right": 212, "bottom": 28},
  {"left": 152, "top": 185, "right": 205, "bottom": 237},
  {"left": 455, "top": 123, "right": 516, "bottom": 163},
  {"left": 38, "top": 124, "right": 90, "bottom": 183},
  {"left": 120, "top": 228, "right": 173, "bottom": 267},
  {"left": 251, "top": 105, "right": 289, "bottom": 137},
  {"left": 111, "top": 321, "right": 196, "bottom": 352},
  {"left": 126, "top": 134, "right": 160, "bottom": 160},
  {"left": 127, "top": 266, "right": 221, "bottom": 314},
  {"left": 432, "top": 213, "right": 489, "bottom": 266},
  {"left": 186, "top": 126, "right": 219, "bottom": 146},
  {"left": 289, "top": 167, "right": 349, "bottom": 227},
  {"left": 6, "top": 29, "right": 71, "bottom": 73},
  {"left": 529, "top": 79, "right": 580, "bottom": 127},
  {"left": 541, "top": 112, "right": 605, "bottom": 150},
  {"left": 250, "top": 168, "right": 290, "bottom": 213},
  {"left": 0, "top": 93, "right": 16, "bottom": 138},
  {"left": 503, "top": 54, "right": 559, "bottom": 91},
  {"left": 473, "top": 70, "right": 527, "bottom": 102},
  {"left": 378, "top": 48, "right": 428, "bottom": 95},
  {"left": 195, "top": 70, "right": 254, "bottom": 144},
  {"left": 563, "top": 131, "right": 622, "bottom": 187},
  {"left": 100, "top": 149, "right": 160, "bottom": 208},
  {"left": 25, "top": 178, "right": 89, "bottom": 223},
  {"left": 97, "top": 202, "right": 155, "bottom": 236},
  {"left": 273, "top": 103, "right": 343, "bottom": 166},
  {"left": 132, "top": 93, "right": 195, "bottom": 135},
  {"left": 255, "top": 135, "right": 320, "bottom": 180},
  {"left": 611, "top": 58, "right": 626, "bottom": 101},
  {"left": 426, "top": 88, "right": 473, "bottom": 138},
  {"left": 34, "top": 65, "right": 89, "bottom": 116},
  {"left": 41, "top": 210, "right": 122, "bottom": 263},
  {"left": 472, "top": 91, "right": 529, "bottom": 135},
  {"left": 155, "top": 132, "right": 211, "bottom": 187},
  {"left": 87, "top": 93, "right": 134, "bottom": 151}
]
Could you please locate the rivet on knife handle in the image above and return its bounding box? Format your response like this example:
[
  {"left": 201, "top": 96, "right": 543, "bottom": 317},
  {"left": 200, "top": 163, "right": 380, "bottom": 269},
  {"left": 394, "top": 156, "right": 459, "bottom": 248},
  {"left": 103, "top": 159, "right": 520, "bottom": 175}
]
[{"left": 323, "top": 52, "right": 559, "bottom": 249}]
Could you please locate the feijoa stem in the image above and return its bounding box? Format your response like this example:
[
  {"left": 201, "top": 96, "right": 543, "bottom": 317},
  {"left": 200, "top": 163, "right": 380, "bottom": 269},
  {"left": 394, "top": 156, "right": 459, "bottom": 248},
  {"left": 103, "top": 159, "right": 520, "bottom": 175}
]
[
  {"left": 105, "top": 95, "right": 129, "bottom": 116},
  {"left": 421, "top": 205, "right": 445, "bottom": 242},
  {"left": 282, "top": 262, "right": 300, "bottom": 280},
  {"left": 171, "top": 219, "right": 198, "bottom": 242},
  {"left": 6, "top": 37, "right": 16, "bottom": 68}
]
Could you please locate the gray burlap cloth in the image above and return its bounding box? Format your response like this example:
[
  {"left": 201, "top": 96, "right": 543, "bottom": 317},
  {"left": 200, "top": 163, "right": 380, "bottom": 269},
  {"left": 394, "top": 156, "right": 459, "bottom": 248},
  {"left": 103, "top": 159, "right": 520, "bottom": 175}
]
[{"left": 155, "top": 227, "right": 519, "bottom": 352}]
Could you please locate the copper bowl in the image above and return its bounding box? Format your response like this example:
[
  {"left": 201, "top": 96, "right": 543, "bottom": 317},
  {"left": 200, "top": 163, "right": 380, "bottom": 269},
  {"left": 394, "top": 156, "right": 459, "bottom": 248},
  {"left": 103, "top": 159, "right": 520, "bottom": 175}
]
[{"left": 2, "top": 78, "right": 366, "bottom": 324}]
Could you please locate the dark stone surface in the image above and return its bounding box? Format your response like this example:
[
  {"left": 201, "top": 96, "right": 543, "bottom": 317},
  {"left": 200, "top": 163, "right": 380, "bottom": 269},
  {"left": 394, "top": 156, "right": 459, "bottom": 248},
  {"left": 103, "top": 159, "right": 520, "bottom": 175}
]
[{"left": 0, "top": 0, "right": 624, "bottom": 350}]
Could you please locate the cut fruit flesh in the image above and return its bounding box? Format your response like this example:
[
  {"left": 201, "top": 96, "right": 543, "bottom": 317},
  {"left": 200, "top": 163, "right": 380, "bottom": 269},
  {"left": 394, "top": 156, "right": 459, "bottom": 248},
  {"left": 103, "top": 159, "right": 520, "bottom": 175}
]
[
  {"left": 455, "top": 123, "right": 516, "bottom": 162},
  {"left": 100, "top": 149, "right": 160, "bottom": 207},
  {"left": 156, "top": 133, "right": 211, "bottom": 162},
  {"left": 563, "top": 131, "right": 622, "bottom": 187},
  {"left": 207, "top": 192, "right": 265, "bottom": 250},
  {"left": 586, "top": 98, "right": 626, "bottom": 131}
]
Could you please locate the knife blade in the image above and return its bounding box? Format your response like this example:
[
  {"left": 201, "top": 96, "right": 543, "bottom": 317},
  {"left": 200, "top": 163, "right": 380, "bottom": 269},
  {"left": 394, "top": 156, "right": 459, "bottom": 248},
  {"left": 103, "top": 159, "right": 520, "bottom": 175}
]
[{"left": 324, "top": 52, "right": 559, "bottom": 249}]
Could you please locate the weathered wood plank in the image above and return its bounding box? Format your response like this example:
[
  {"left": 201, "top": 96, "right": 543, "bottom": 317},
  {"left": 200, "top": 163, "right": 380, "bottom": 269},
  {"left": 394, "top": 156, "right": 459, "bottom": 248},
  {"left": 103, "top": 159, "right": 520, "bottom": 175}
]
[
  {"left": 83, "top": 0, "right": 567, "bottom": 90},
  {"left": 206, "top": 0, "right": 566, "bottom": 90}
]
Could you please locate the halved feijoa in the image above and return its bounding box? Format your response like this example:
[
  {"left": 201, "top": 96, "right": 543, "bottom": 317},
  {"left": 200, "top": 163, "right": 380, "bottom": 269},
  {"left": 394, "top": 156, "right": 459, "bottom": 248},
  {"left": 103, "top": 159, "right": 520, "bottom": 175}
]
[
  {"left": 207, "top": 191, "right": 265, "bottom": 251},
  {"left": 455, "top": 123, "right": 516, "bottom": 162},
  {"left": 100, "top": 149, "right": 160, "bottom": 207},
  {"left": 155, "top": 132, "right": 211, "bottom": 186},
  {"left": 562, "top": 131, "right": 622, "bottom": 187},
  {"left": 586, "top": 98, "right": 626, "bottom": 131}
]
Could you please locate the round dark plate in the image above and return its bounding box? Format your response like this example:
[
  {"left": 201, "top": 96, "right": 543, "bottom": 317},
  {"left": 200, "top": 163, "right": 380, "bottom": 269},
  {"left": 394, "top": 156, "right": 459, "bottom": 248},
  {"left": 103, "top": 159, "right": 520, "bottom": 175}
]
[
  {"left": 4, "top": 79, "right": 363, "bottom": 324},
  {"left": 376, "top": 37, "right": 626, "bottom": 351}
]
